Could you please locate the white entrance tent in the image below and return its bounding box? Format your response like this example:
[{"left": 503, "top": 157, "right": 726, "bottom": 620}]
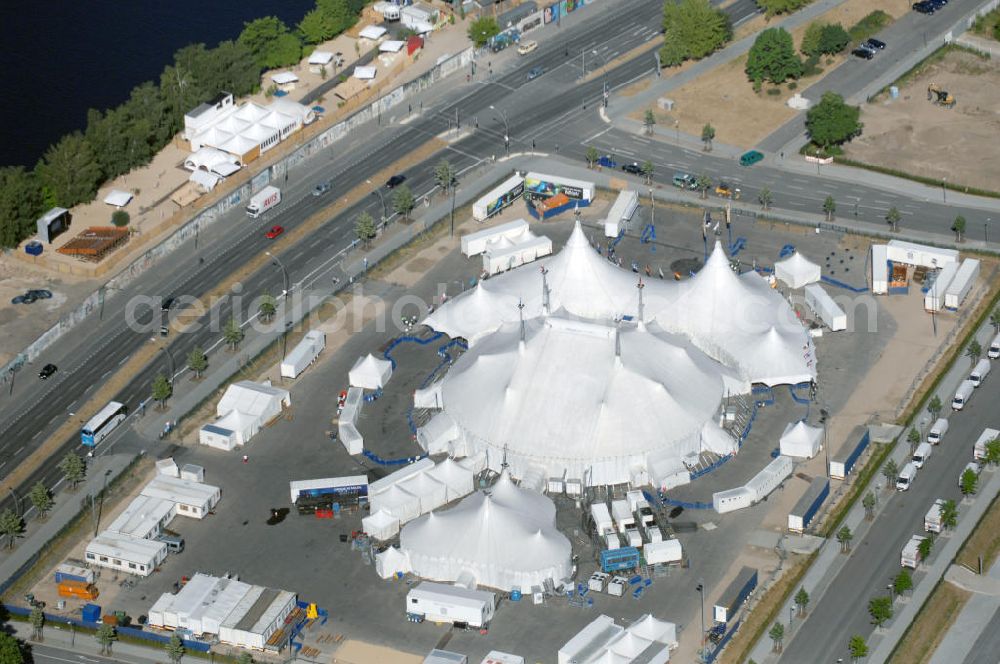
[
  {"left": 427, "top": 457, "right": 475, "bottom": 501},
  {"left": 398, "top": 473, "right": 448, "bottom": 513},
  {"left": 375, "top": 546, "right": 412, "bottom": 579},
  {"left": 349, "top": 354, "right": 393, "bottom": 389},
  {"left": 104, "top": 190, "right": 133, "bottom": 208},
  {"left": 371, "top": 484, "right": 422, "bottom": 524},
  {"left": 775, "top": 252, "right": 821, "bottom": 289},
  {"left": 779, "top": 421, "right": 823, "bottom": 458},
  {"left": 200, "top": 380, "right": 290, "bottom": 450},
  {"left": 362, "top": 509, "right": 400, "bottom": 541},
  {"left": 399, "top": 479, "right": 571, "bottom": 591}
]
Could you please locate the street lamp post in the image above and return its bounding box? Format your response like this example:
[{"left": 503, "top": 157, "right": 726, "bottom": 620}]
[
  {"left": 266, "top": 252, "right": 291, "bottom": 360},
  {"left": 366, "top": 181, "right": 388, "bottom": 227},
  {"left": 490, "top": 104, "right": 510, "bottom": 157},
  {"left": 942, "top": 178, "right": 947, "bottom": 203},
  {"left": 820, "top": 408, "right": 830, "bottom": 477},
  {"left": 7, "top": 488, "right": 21, "bottom": 518},
  {"left": 450, "top": 177, "right": 458, "bottom": 238},
  {"left": 986, "top": 219, "right": 990, "bottom": 245},
  {"left": 696, "top": 579, "right": 706, "bottom": 648},
  {"left": 160, "top": 347, "right": 176, "bottom": 386}
]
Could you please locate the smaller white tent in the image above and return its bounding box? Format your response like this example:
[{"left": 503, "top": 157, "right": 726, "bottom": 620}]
[
  {"left": 190, "top": 169, "right": 221, "bottom": 191},
  {"left": 349, "top": 354, "right": 393, "bottom": 389},
  {"left": 428, "top": 458, "right": 475, "bottom": 501},
  {"left": 775, "top": 252, "right": 821, "bottom": 289},
  {"left": 779, "top": 421, "right": 823, "bottom": 458},
  {"left": 414, "top": 382, "right": 443, "bottom": 409},
  {"left": 375, "top": 547, "right": 412, "bottom": 579},
  {"left": 363, "top": 509, "right": 400, "bottom": 541},
  {"left": 200, "top": 381, "right": 290, "bottom": 450},
  {"left": 372, "top": 484, "right": 422, "bottom": 524},
  {"left": 104, "top": 190, "right": 133, "bottom": 207},
  {"left": 399, "top": 473, "right": 448, "bottom": 513},
  {"left": 417, "top": 412, "right": 460, "bottom": 454},
  {"left": 354, "top": 66, "right": 377, "bottom": 80}
]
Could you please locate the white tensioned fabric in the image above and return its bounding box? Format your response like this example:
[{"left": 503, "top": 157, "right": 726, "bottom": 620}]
[
  {"left": 488, "top": 470, "right": 556, "bottom": 529},
  {"left": 439, "top": 316, "right": 724, "bottom": 485},
  {"left": 775, "top": 252, "right": 821, "bottom": 289},
  {"left": 399, "top": 491, "right": 571, "bottom": 591},
  {"left": 427, "top": 457, "right": 475, "bottom": 501}
]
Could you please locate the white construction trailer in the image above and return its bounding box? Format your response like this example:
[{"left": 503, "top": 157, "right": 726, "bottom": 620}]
[
  {"left": 406, "top": 582, "right": 496, "bottom": 627},
  {"left": 871, "top": 244, "right": 889, "bottom": 295},
  {"left": 924, "top": 262, "right": 959, "bottom": 312},
  {"left": 944, "top": 258, "right": 980, "bottom": 310},
  {"left": 804, "top": 284, "right": 847, "bottom": 331},
  {"left": 603, "top": 189, "right": 639, "bottom": 238},
  {"left": 280, "top": 331, "right": 326, "bottom": 379}
]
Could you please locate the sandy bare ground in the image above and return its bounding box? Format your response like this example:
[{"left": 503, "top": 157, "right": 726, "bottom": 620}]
[
  {"left": 634, "top": 0, "right": 911, "bottom": 149},
  {"left": 847, "top": 50, "right": 1000, "bottom": 192}
]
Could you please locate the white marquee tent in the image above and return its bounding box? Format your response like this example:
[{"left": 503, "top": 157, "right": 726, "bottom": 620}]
[
  {"left": 200, "top": 381, "right": 290, "bottom": 450},
  {"left": 775, "top": 252, "right": 822, "bottom": 289},
  {"left": 779, "top": 421, "right": 823, "bottom": 458},
  {"left": 371, "top": 484, "right": 422, "bottom": 524},
  {"left": 398, "top": 473, "right": 448, "bottom": 513},
  {"left": 362, "top": 509, "right": 400, "bottom": 541},
  {"left": 400, "top": 477, "right": 571, "bottom": 591},
  {"left": 103, "top": 190, "right": 133, "bottom": 208},
  {"left": 427, "top": 458, "right": 475, "bottom": 501},
  {"left": 349, "top": 354, "right": 393, "bottom": 389},
  {"left": 375, "top": 546, "right": 412, "bottom": 579}
]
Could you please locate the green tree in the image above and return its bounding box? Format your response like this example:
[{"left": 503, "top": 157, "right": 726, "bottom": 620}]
[
  {"left": 758, "top": 187, "right": 773, "bottom": 210},
  {"left": 985, "top": 438, "right": 1000, "bottom": 467},
  {"left": 794, "top": 587, "right": 810, "bottom": 617},
  {"left": 836, "top": 525, "right": 853, "bottom": 553},
  {"left": 30, "top": 604, "right": 45, "bottom": 640},
  {"left": 822, "top": 195, "right": 836, "bottom": 221},
  {"left": 434, "top": 159, "right": 456, "bottom": 194},
  {"left": 152, "top": 373, "right": 172, "bottom": 407},
  {"left": 299, "top": 9, "right": 337, "bottom": 44},
  {"left": 0, "top": 166, "right": 45, "bottom": 249},
  {"left": 468, "top": 17, "right": 500, "bottom": 47},
  {"left": 886, "top": 206, "right": 901, "bottom": 232},
  {"left": 223, "top": 316, "right": 244, "bottom": 351},
  {"left": 95, "top": 623, "right": 117, "bottom": 656},
  {"left": 695, "top": 174, "right": 713, "bottom": 199},
  {"left": 0, "top": 509, "right": 23, "bottom": 550},
  {"left": 642, "top": 160, "right": 655, "bottom": 186},
  {"left": 868, "top": 596, "right": 892, "bottom": 629},
  {"left": 893, "top": 569, "right": 913, "bottom": 597},
  {"left": 862, "top": 491, "right": 876, "bottom": 521},
  {"left": 800, "top": 21, "right": 825, "bottom": 57},
  {"left": 165, "top": 634, "right": 186, "bottom": 664},
  {"left": 881, "top": 458, "right": 898, "bottom": 487},
  {"left": 952, "top": 215, "right": 966, "bottom": 242},
  {"left": 818, "top": 24, "right": 850, "bottom": 55},
  {"left": 28, "top": 482, "right": 53, "bottom": 518},
  {"left": 907, "top": 427, "right": 921, "bottom": 453},
  {"left": 644, "top": 109, "right": 656, "bottom": 136},
  {"left": 58, "top": 453, "right": 86, "bottom": 489},
  {"left": 756, "top": 0, "right": 811, "bottom": 18},
  {"left": 660, "top": 0, "right": 732, "bottom": 66},
  {"left": 258, "top": 293, "right": 277, "bottom": 323},
  {"left": 805, "top": 92, "right": 862, "bottom": 152},
  {"left": 36, "top": 133, "right": 103, "bottom": 208},
  {"left": 585, "top": 146, "right": 600, "bottom": 169},
  {"left": 392, "top": 184, "right": 416, "bottom": 222},
  {"left": 0, "top": 633, "right": 25, "bottom": 664},
  {"left": 187, "top": 346, "right": 208, "bottom": 379},
  {"left": 768, "top": 621, "right": 785, "bottom": 652},
  {"left": 940, "top": 498, "right": 958, "bottom": 530},
  {"left": 238, "top": 17, "right": 302, "bottom": 70},
  {"left": 917, "top": 536, "right": 933, "bottom": 561},
  {"left": 355, "top": 211, "right": 376, "bottom": 248},
  {"left": 967, "top": 339, "right": 983, "bottom": 365},
  {"left": 928, "top": 395, "right": 943, "bottom": 420},
  {"left": 111, "top": 210, "right": 130, "bottom": 227},
  {"left": 746, "top": 28, "right": 802, "bottom": 85},
  {"left": 849, "top": 635, "right": 869, "bottom": 662},
  {"left": 701, "top": 123, "right": 716, "bottom": 151},
  {"left": 961, "top": 468, "right": 979, "bottom": 497},
  {"left": 236, "top": 653, "right": 254, "bottom": 664},
  {"left": 990, "top": 306, "right": 1000, "bottom": 333}
]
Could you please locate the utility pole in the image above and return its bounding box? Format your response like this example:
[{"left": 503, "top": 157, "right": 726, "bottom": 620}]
[{"left": 450, "top": 178, "right": 458, "bottom": 238}]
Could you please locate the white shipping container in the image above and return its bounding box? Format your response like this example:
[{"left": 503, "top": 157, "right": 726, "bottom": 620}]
[
  {"left": 804, "top": 284, "right": 847, "bottom": 331},
  {"left": 871, "top": 244, "right": 889, "bottom": 295},
  {"left": 280, "top": 331, "right": 326, "bottom": 379},
  {"left": 590, "top": 503, "right": 614, "bottom": 535},
  {"left": 923, "top": 262, "right": 959, "bottom": 312},
  {"left": 643, "top": 539, "right": 682, "bottom": 565},
  {"left": 611, "top": 500, "right": 634, "bottom": 532},
  {"left": 886, "top": 240, "right": 959, "bottom": 269},
  {"left": 626, "top": 490, "right": 645, "bottom": 512},
  {"left": 588, "top": 572, "right": 609, "bottom": 592},
  {"left": 944, "top": 258, "right": 980, "bottom": 310}
]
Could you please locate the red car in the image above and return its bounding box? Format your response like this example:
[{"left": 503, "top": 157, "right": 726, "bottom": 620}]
[{"left": 265, "top": 225, "right": 284, "bottom": 239}]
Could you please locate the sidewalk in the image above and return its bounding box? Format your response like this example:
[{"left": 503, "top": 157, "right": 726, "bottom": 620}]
[
  {"left": 928, "top": 559, "right": 1000, "bottom": 664},
  {"left": 8, "top": 620, "right": 163, "bottom": 664},
  {"left": 745, "top": 318, "right": 1000, "bottom": 663}
]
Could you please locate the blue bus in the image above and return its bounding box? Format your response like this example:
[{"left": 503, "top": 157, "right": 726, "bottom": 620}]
[{"left": 81, "top": 401, "right": 127, "bottom": 446}]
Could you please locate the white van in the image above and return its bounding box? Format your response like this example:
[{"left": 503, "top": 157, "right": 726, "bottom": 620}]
[
  {"left": 517, "top": 40, "right": 538, "bottom": 55},
  {"left": 912, "top": 442, "right": 933, "bottom": 469},
  {"left": 896, "top": 462, "right": 917, "bottom": 491},
  {"left": 989, "top": 333, "right": 1000, "bottom": 360},
  {"left": 952, "top": 380, "right": 975, "bottom": 410},
  {"left": 970, "top": 358, "right": 991, "bottom": 387},
  {"left": 928, "top": 418, "right": 949, "bottom": 445}
]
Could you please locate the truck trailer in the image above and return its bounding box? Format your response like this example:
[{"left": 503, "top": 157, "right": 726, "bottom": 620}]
[
  {"left": 924, "top": 499, "right": 945, "bottom": 534},
  {"left": 280, "top": 330, "right": 326, "bottom": 379},
  {"left": 944, "top": 258, "right": 980, "bottom": 310},
  {"left": 787, "top": 477, "right": 829, "bottom": 533},
  {"left": 406, "top": 582, "right": 496, "bottom": 628},
  {"left": 973, "top": 428, "right": 1000, "bottom": 461},
  {"left": 246, "top": 186, "right": 281, "bottom": 218},
  {"left": 713, "top": 567, "right": 758, "bottom": 624},
  {"left": 901, "top": 535, "right": 926, "bottom": 569}
]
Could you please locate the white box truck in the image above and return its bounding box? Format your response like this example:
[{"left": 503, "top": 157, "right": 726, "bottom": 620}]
[
  {"left": 590, "top": 503, "right": 614, "bottom": 536},
  {"left": 280, "top": 330, "right": 326, "bottom": 379},
  {"left": 246, "top": 186, "right": 281, "bottom": 218},
  {"left": 896, "top": 462, "right": 917, "bottom": 491},
  {"left": 970, "top": 358, "right": 991, "bottom": 387},
  {"left": 973, "top": 428, "right": 1000, "bottom": 461},
  {"left": 989, "top": 333, "right": 1000, "bottom": 360},
  {"left": 912, "top": 442, "right": 933, "bottom": 469},
  {"left": 944, "top": 258, "right": 980, "bottom": 310},
  {"left": 952, "top": 380, "right": 975, "bottom": 410},
  {"left": 927, "top": 418, "right": 949, "bottom": 445},
  {"left": 611, "top": 499, "right": 634, "bottom": 533},
  {"left": 901, "top": 535, "right": 926, "bottom": 569},
  {"left": 406, "top": 582, "right": 496, "bottom": 628},
  {"left": 924, "top": 499, "right": 944, "bottom": 534}
]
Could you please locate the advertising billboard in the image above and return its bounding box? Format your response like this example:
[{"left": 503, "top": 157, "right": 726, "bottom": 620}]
[
  {"left": 524, "top": 174, "right": 592, "bottom": 200},
  {"left": 543, "top": 2, "right": 560, "bottom": 24}
]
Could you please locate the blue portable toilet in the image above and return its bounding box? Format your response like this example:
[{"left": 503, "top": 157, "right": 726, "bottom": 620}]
[{"left": 82, "top": 604, "right": 101, "bottom": 622}]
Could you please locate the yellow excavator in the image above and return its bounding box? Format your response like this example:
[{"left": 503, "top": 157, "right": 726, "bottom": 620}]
[{"left": 927, "top": 84, "right": 956, "bottom": 108}]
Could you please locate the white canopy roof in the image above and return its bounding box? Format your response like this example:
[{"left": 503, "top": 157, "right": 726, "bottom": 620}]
[
  {"left": 427, "top": 458, "right": 475, "bottom": 501},
  {"left": 779, "top": 420, "right": 823, "bottom": 458},
  {"left": 190, "top": 169, "right": 221, "bottom": 191},
  {"left": 379, "top": 40, "right": 406, "bottom": 52},
  {"left": 217, "top": 381, "right": 290, "bottom": 418},
  {"left": 308, "top": 51, "right": 334, "bottom": 65},
  {"left": 775, "top": 252, "right": 822, "bottom": 289},
  {"left": 359, "top": 24, "right": 388, "bottom": 40},
  {"left": 354, "top": 66, "right": 377, "bottom": 80},
  {"left": 103, "top": 190, "right": 133, "bottom": 207},
  {"left": 375, "top": 546, "right": 412, "bottom": 579},
  {"left": 399, "top": 482, "right": 571, "bottom": 591},
  {"left": 372, "top": 484, "right": 421, "bottom": 523},
  {"left": 270, "top": 71, "right": 299, "bottom": 85},
  {"left": 363, "top": 509, "right": 400, "bottom": 541},
  {"left": 349, "top": 353, "right": 393, "bottom": 389}
]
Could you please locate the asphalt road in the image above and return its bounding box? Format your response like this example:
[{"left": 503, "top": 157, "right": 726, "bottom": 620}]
[
  {"left": 759, "top": 0, "right": 986, "bottom": 152},
  {"left": 780, "top": 375, "right": 1000, "bottom": 663},
  {"left": 28, "top": 641, "right": 154, "bottom": 664},
  {"left": 963, "top": 605, "right": 1000, "bottom": 664}
]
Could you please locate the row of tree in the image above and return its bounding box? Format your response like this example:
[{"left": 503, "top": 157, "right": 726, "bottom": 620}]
[
  {"left": 0, "top": 0, "right": 365, "bottom": 250},
  {"left": 659, "top": 0, "right": 732, "bottom": 68}
]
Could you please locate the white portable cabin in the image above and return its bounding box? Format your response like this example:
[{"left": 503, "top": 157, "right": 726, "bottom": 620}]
[
  {"left": 928, "top": 418, "right": 949, "bottom": 445},
  {"left": 643, "top": 539, "right": 682, "bottom": 565},
  {"left": 180, "top": 463, "right": 205, "bottom": 482},
  {"left": 870, "top": 244, "right": 889, "bottom": 295},
  {"left": 462, "top": 219, "right": 529, "bottom": 255},
  {"left": 974, "top": 428, "right": 1000, "bottom": 461},
  {"left": 218, "top": 586, "right": 297, "bottom": 650},
  {"left": 924, "top": 262, "right": 959, "bottom": 312},
  {"left": 924, "top": 499, "right": 945, "bottom": 534},
  {"left": 886, "top": 240, "right": 959, "bottom": 268},
  {"left": 141, "top": 475, "right": 221, "bottom": 519},
  {"left": 156, "top": 457, "right": 179, "bottom": 478},
  {"left": 280, "top": 331, "right": 326, "bottom": 379},
  {"left": 106, "top": 495, "right": 177, "bottom": 540},
  {"left": 804, "top": 284, "right": 847, "bottom": 331},
  {"left": 603, "top": 189, "right": 638, "bottom": 238},
  {"left": 406, "top": 582, "right": 496, "bottom": 627},
  {"left": 471, "top": 177, "right": 525, "bottom": 222},
  {"left": 425, "top": 650, "right": 468, "bottom": 664},
  {"left": 626, "top": 490, "right": 645, "bottom": 512},
  {"left": 590, "top": 503, "right": 615, "bottom": 535},
  {"left": 86, "top": 531, "right": 167, "bottom": 577},
  {"left": 611, "top": 499, "right": 634, "bottom": 533},
  {"left": 952, "top": 379, "right": 975, "bottom": 411},
  {"left": 989, "top": 333, "right": 1000, "bottom": 359},
  {"left": 970, "top": 358, "right": 991, "bottom": 387},
  {"left": 401, "top": 4, "right": 437, "bottom": 33},
  {"left": 944, "top": 258, "right": 980, "bottom": 310},
  {"left": 713, "top": 486, "right": 754, "bottom": 514},
  {"left": 745, "top": 455, "right": 794, "bottom": 503}
]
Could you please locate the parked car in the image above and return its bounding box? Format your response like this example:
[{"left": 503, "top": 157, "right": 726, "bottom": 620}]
[
  {"left": 386, "top": 174, "right": 407, "bottom": 189},
  {"left": 265, "top": 225, "right": 285, "bottom": 239},
  {"left": 38, "top": 364, "right": 57, "bottom": 380},
  {"left": 312, "top": 181, "right": 332, "bottom": 196},
  {"left": 739, "top": 150, "right": 764, "bottom": 167},
  {"left": 597, "top": 155, "right": 618, "bottom": 168},
  {"left": 26, "top": 289, "right": 52, "bottom": 299},
  {"left": 715, "top": 181, "right": 741, "bottom": 199},
  {"left": 622, "top": 162, "right": 643, "bottom": 175},
  {"left": 852, "top": 47, "right": 875, "bottom": 60},
  {"left": 526, "top": 66, "right": 545, "bottom": 81},
  {"left": 517, "top": 40, "right": 538, "bottom": 55},
  {"left": 672, "top": 173, "right": 696, "bottom": 189},
  {"left": 912, "top": 1, "right": 936, "bottom": 14},
  {"left": 864, "top": 38, "right": 887, "bottom": 50}
]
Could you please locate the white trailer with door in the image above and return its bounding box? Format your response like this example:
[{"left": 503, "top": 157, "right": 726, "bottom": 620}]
[
  {"left": 804, "top": 284, "right": 847, "bottom": 331},
  {"left": 973, "top": 428, "right": 1000, "bottom": 461},
  {"left": 924, "top": 262, "right": 959, "bottom": 312},
  {"left": 280, "top": 331, "right": 326, "bottom": 378},
  {"left": 406, "top": 582, "right": 496, "bottom": 627},
  {"left": 590, "top": 503, "right": 614, "bottom": 536},
  {"left": 944, "top": 258, "right": 980, "bottom": 310},
  {"left": 603, "top": 189, "right": 638, "bottom": 237},
  {"left": 871, "top": 244, "right": 889, "bottom": 295}
]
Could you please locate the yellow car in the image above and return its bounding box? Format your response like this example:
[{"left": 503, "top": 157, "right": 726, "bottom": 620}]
[
  {"left": 517, "top": 40, "right": 538, "bottom": 55},
  {"left": 715, "top": 181, "right": 741, "bottom": 199}
]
